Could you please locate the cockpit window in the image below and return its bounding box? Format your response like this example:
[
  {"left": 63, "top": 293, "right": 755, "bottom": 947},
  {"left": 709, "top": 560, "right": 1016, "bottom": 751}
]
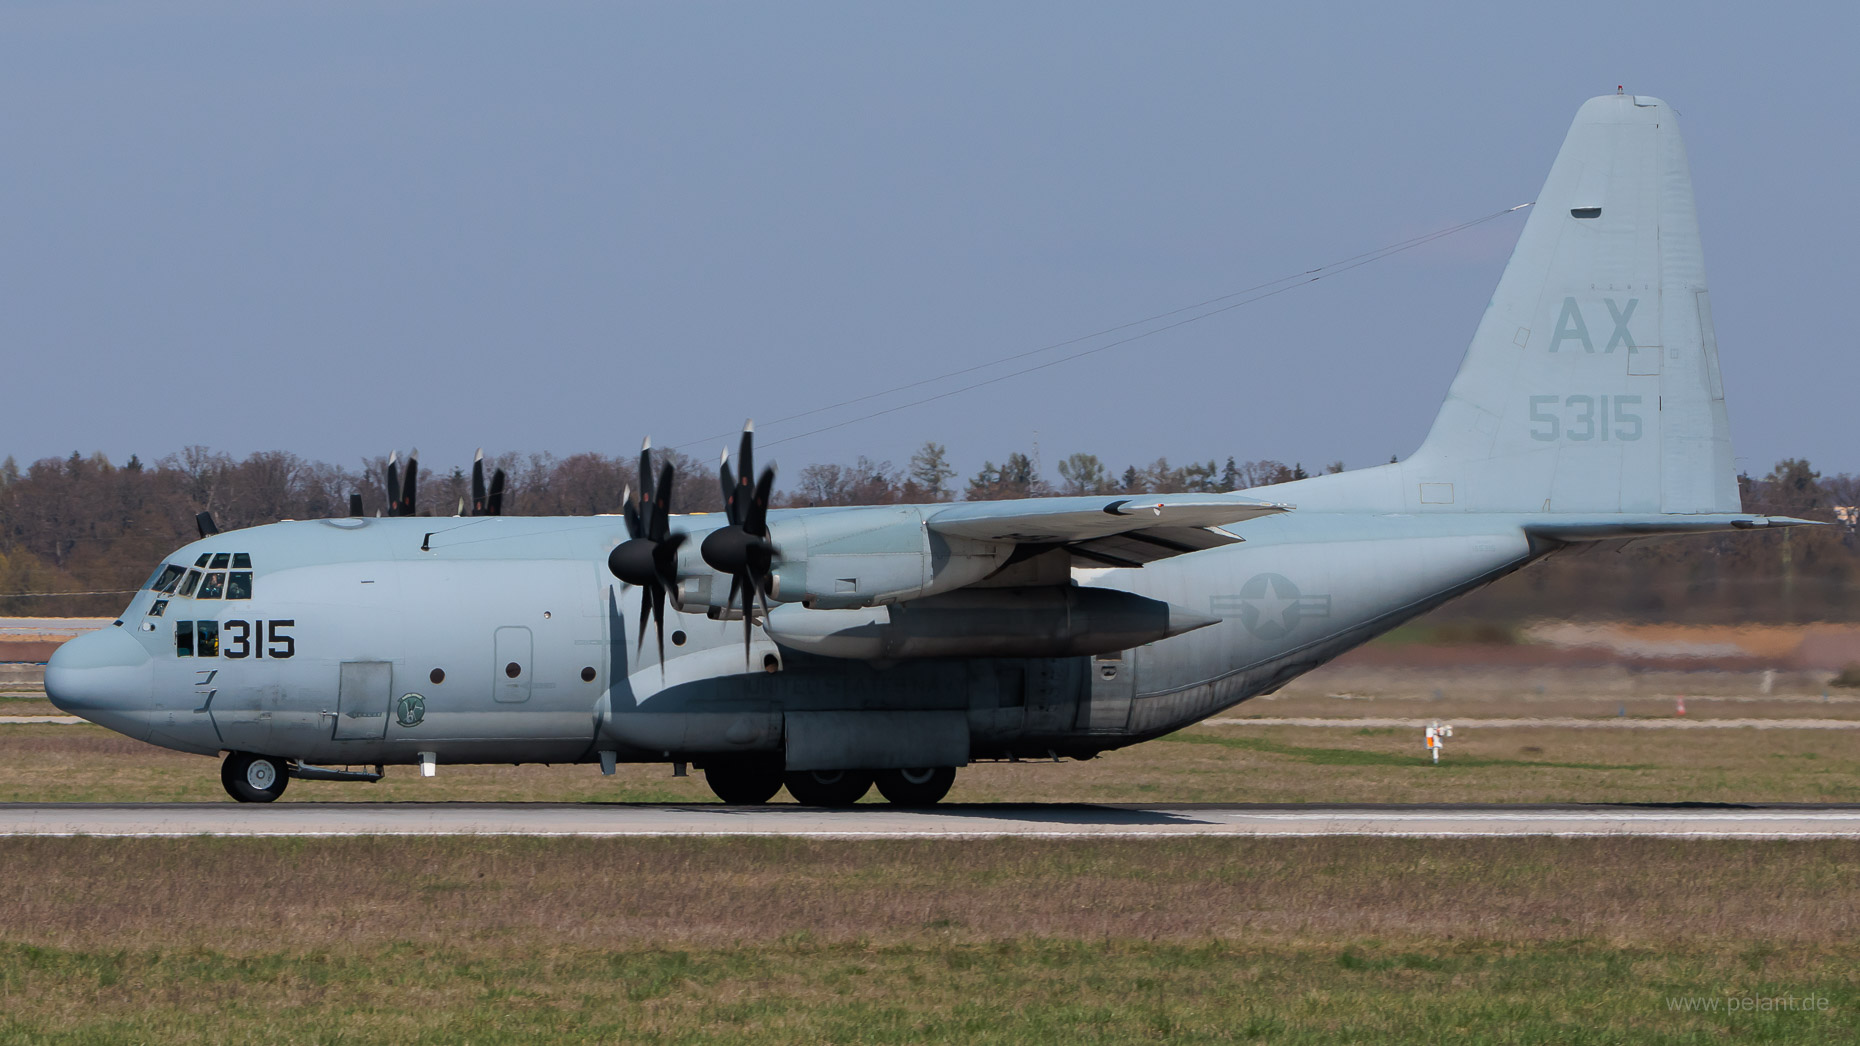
[
  {"left": 180, "top": 570, "right": 201, "bottom": 597},
  {"left": 195, "top": 554, "right": 210, "bottom": 568},
  {"left": 143, "top": 565, "right": 166, "bottom": 590},
  {"left": 226, "top": 572, "right": 253, "bottom": 600},
  {"left": 197, "top": 572, "right": 225, "bottom": 599},
  {"left": 149, "top": 599, "right": 168, "bottom": 618},
  {"left": 232, "top": 553, "right": 252, "bottom": 569},
  {"left": 209, "top": 552, "right": 230, "bottom": 569},
  {"left": 151, "top": 565, "right": 185, "bottom": 593},
  {"left": 196, "top": 620, "right": 219, "bottom": 656},
  {"left": 175, "top": 620, "right": 194, "bottom": 657}
]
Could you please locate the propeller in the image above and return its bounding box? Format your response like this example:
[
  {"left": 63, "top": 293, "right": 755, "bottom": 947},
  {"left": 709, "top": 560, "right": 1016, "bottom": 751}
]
[
  {"left": 470, "top": 449, "right": 507, "bottom": 516},
  {"left": 606, "top": 438, "right": 687, "bottom": 671},
  {"left": 384, "top": 449, "right": 419, "bottom": 516},
  {"left": 699, "top": 421, "right": 777, "bottom": 663}
]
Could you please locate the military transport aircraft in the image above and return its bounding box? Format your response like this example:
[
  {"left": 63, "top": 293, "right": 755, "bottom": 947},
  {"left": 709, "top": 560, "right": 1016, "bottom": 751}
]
[{"left": 47, "top": 93, "right": 1810, "bottom": 805}]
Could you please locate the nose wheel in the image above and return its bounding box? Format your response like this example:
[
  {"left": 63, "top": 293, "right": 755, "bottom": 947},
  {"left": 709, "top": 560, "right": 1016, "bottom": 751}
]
[{"left": 221, "top": 751, "right": 291, "bottom": 803}]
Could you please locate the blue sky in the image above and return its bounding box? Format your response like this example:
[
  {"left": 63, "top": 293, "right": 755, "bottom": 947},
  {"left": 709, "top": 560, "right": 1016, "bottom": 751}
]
[{"left": 4, "top": 2, "right": 1855, "bottom": 482}]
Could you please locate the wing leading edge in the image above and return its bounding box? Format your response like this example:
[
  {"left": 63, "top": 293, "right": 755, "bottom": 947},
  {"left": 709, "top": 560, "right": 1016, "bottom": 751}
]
[{"left": 927, "top": 494, "right": 1289, "bottom": 568}]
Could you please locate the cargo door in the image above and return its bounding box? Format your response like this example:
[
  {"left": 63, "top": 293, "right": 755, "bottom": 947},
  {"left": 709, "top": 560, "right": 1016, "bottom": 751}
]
[
  {"left": 334, "top": 661, "right": 393, "bottom": 739},
  {"left": 494, "top": 626, "right": 533, "bottom": 703}
]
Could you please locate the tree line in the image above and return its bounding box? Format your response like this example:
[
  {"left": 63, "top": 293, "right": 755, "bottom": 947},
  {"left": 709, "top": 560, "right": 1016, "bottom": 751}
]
[{"left": 0, "top": 446, "right": 1853, "bottom": 623}]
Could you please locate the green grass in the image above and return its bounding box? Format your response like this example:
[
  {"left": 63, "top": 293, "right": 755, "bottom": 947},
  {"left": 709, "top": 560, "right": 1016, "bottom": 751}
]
[
  {"left": 3, "top": 836, "right": 1857, "bottom": 1043},
  {"left": 0, "top": 939, "right": 1851, "bottom": 1044}
]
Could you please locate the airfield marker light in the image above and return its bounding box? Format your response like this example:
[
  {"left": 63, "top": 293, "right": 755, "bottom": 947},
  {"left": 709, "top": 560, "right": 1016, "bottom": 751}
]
[
  {"left": 420, "top": 751, "right": 437, "bottom": 777},
  {"left": 1424, "top": 721, "right": 1453, "bottom": 763},
  {"left": 1676, "top": 696, "right": 1687, "bottom": 716}
]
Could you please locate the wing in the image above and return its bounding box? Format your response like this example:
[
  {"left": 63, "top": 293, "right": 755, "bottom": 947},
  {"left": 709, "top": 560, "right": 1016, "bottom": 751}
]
[{"left": 928, "top": 494, "right": 1288, "bottom": 567}]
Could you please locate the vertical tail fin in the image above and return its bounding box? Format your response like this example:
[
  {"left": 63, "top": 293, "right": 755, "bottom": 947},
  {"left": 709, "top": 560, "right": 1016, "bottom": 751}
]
[
  {"left": 1408, "top": 92, "right": 1737, "bottom": 513},
  {"left": 1268, "top": 94, "right": 1739, "bottom": 515}
]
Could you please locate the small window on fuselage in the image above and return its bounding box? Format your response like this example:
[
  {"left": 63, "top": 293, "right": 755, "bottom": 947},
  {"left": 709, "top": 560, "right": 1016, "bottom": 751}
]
[
  {"left": 152, "top": 565, "right": 185, "bottom": 593},
  {"left": 176, "top": 620, "right": 194, "bottom": 657},
  {"left": 180, "top": 570, "right": 201, "bottom": 596},
  {"left": 197, "top": 572, "right": 225, "bottom": 599},
  {"left": 226, "top": 572, "right": 252, "bottom": 599},
  {"left": 196, "top": 620, "right": 219, "bottom": 657},
  {"left": 149, "top": 599, "right": 168, "bottom": 618}
]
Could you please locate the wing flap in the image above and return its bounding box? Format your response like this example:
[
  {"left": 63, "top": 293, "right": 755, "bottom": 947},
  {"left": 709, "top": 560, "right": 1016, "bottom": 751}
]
[{"left": 1065, "top": 525, "right": 1245, "bottom": 567}]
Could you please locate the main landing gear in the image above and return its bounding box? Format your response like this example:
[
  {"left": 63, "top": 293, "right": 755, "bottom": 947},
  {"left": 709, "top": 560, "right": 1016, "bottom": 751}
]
[
  {"left": 702, "top": 761, "right": 957, "bottom": 806},
  {"left": 221, "top": 751, "right": 290, "bottom": 803}
]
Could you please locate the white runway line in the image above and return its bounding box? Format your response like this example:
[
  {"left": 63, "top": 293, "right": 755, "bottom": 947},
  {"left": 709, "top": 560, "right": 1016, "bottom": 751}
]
[
  {"left": 1204, "top": 717, "right": 1860, "bottom": 729},
  {"left": 4, "top": 803, "right": 1859, "bottom": 839},
  {"left": 0, "top": 716, "right": 83, "bottom": 725}
]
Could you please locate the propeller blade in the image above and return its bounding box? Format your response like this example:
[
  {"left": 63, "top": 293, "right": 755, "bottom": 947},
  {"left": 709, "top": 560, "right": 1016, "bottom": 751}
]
[
  {"left": 656, "top": 532, "right": 687, "bottom": 591},
  {"left": 636, "top": 585, "right": 652, "bottom": 655},
  {"left": 650, "top": 462, "right": 675, "bottom": 540},
  {"left": 652, "top": 582, "right": 667, "bottom": 675},
  {"left": 748, "top": 467, "right": 775, "bottom": 537},
  {"left": 195, "top": 511, "right": 220, "bottom": 538},
  {"left": 621, "top": 485, "right": 641, "bottom": 540},
  {"left": 639, "top": 437, "right": 655, "bottom": 511},
  {"left": 487, "top": 469, "right": 506, "bottom": 515},
  {"left": 740, "top": 564, "right": 756, "bottom": 665},
  {"left": 471, "top": 450, "right": 487, "bottom": 514},
  {"left": 718, "top": 447, "right": 737, "bottom": 526},
  {"left": 385, "top": 452, "right": 400, "bottom": 517},
  {"left": 737, "top": 420, "right": 755, "bottom": 508},
  {"left": 348, "top": 493, "right": 363, "bottom": 518},
  {"left": 401, "top": 450, "right": 419, "bottom": 516}
]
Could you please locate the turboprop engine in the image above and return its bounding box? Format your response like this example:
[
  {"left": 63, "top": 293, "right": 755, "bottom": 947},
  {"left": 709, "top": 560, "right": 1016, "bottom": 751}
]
[{"left": 761, "top": 585, "right": 1219, "bottom": 660}]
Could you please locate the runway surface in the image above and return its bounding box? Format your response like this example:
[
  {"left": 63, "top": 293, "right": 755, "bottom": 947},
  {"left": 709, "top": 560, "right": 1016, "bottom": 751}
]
[{"left": 5, "top": 803, "right": 1859, "bottom": 838}]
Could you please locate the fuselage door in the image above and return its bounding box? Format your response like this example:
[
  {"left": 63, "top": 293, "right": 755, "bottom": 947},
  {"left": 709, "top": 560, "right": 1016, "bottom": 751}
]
[
  {"left": 1081, "top": 650, "right": 1136, "bottom": 733},
  {"left": 494, "top": 627, "right": 533, "bottom": 703},
  {"left": 334, "top": 661, "right": 393, "bottom": 740}
]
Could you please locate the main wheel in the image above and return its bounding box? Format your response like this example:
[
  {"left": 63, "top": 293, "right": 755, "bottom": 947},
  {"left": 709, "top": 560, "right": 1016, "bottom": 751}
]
[
  {"left": 874, "top": 766, "right": 956, "bottom": 806},
  {"left": 221, "top": 752, "right": 290, "bottom": 803},
  {"left": 784, "top": 769, "right": 873, "bottom": 807},
  {"left": 705, "top": 761, "right": 784, "bottom": 804}
]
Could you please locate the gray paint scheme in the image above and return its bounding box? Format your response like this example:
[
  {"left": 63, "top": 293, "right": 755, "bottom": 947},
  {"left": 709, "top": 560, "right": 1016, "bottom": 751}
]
[{"left": 46, "top": 95, "right": 1809, "bottom": 782}]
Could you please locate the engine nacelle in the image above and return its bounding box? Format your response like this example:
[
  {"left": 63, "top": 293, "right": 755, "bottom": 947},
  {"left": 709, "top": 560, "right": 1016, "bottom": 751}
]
[
  {"left": 670, "top": 505, "right": 1011, "bottom": 612},
  {"left": 763, "top": 585, "right": 1219, "bottom": 660}
]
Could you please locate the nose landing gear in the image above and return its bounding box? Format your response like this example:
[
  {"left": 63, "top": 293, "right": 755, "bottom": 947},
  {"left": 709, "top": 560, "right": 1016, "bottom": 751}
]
[{"left": 221, "top": 751, "right": 290, "bottom": 803}]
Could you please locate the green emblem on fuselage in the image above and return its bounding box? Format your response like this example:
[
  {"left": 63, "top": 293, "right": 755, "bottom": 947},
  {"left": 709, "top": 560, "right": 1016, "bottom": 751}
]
[{"left": 396, "top": 693, "right": 426, "bottom": 728}]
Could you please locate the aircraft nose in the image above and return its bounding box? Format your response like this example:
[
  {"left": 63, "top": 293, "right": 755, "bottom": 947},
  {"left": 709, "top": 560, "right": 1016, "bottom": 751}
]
[{"left": 45, "top": 627, "right": 155, "bottom": 742}]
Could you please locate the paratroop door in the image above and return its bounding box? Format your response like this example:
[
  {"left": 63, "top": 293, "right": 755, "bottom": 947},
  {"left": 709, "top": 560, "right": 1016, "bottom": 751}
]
[{"left": 334, "top": 661, "right": 393, "bottom": 739}]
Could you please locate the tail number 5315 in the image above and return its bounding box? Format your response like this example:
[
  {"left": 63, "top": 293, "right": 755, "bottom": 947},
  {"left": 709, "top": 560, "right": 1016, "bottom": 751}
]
[{"left": 1528, "top": 394, "right": 1643, "bottom": 442}]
